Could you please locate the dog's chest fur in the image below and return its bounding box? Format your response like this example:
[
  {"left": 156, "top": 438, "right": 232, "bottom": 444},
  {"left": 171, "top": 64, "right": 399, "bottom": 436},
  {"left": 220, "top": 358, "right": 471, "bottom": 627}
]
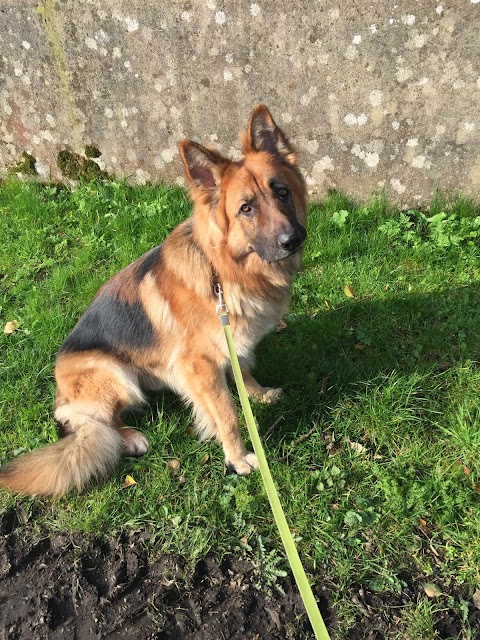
[{"left": 221, "top": 284, "right": 289, "bottom": 359}]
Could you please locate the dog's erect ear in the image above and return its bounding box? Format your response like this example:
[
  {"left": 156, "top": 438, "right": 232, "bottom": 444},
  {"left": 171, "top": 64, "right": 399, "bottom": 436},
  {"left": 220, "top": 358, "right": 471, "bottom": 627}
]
[
  {"left": 244, "top": 104, "right": 297, "bottom": 164},
  {"left": 178, "top": 140, "right": 229, "bottom": 199}
]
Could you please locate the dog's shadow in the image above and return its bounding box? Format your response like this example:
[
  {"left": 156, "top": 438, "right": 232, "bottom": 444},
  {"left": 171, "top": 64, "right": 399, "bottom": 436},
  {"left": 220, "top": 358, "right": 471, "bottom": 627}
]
[
  {"left": 239, "top": 282, "right": 480, "bottom": 443},
  {"left": 127, "top": 283, "right": 480, "bottom": 455}
]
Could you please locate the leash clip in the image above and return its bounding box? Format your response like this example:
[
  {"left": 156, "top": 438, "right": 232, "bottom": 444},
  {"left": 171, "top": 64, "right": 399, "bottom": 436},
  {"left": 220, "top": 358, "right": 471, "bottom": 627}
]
[{"left": 214, "top": 282, "right": 229, "bottom": 315}]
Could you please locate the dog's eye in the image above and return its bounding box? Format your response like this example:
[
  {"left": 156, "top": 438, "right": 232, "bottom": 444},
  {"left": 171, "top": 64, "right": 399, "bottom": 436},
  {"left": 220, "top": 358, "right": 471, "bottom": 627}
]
[
  {"left": 277, "top": 187, "right": 289, "bottom": 199},
  {"left": 240, "top": 203, "right": 252, "bottom": 215}
]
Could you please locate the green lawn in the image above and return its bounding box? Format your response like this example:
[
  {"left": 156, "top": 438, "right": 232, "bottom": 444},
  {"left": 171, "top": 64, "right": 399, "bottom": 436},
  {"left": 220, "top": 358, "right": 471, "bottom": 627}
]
[{"left": 1, "top": 179, "right": 480, "bottom": 638}]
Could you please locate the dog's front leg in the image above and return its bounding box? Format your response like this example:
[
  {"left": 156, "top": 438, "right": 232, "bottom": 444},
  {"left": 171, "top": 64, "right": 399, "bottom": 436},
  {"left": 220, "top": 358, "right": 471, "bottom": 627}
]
[
  {"left": 239, "top": 365, "right": 284, "bottom": 405},
  {"left": 179, "top": 356, "right": 258, "bottom": 475}
]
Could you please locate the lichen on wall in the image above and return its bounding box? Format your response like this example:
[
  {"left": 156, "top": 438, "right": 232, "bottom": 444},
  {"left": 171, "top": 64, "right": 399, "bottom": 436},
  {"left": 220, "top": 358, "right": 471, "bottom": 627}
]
[{"left": 0, "top": 0, "right": 479, "bottom": 203}]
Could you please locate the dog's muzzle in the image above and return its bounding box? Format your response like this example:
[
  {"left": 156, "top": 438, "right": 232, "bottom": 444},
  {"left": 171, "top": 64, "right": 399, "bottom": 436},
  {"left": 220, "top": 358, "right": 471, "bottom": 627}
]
[
  {"left": 257, "top": 224, "right": 307, "bottom": 263},
  {"left": 277, "top": 225, "right": 306, "bottom": 254}
]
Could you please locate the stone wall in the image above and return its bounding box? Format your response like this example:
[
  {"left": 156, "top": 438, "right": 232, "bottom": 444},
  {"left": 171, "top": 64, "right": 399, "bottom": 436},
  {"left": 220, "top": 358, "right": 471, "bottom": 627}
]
[{"left": 1, "top": 0, "right": 479, "bottom": 203}]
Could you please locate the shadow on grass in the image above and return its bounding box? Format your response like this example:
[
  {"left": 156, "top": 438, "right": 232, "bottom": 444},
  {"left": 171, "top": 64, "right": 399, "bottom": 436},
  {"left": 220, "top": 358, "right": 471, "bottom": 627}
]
[
  {"left": 241, "top": 281, "right": 480, "bottom": 440},
  {"left": 129, "top": 282, "right": 480, "bottom": 452}
]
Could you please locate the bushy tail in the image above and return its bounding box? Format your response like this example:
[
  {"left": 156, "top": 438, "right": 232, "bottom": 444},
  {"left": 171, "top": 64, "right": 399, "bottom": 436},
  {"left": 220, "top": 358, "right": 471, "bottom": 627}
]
[{"left": 0, "top": 416, "right": 123, "bottom": 498}]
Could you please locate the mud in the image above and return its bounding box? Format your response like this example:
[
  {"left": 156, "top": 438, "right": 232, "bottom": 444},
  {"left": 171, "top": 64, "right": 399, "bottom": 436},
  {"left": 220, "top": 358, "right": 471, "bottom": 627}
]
[
  {"left": 0, "top": 509, "right": 327, "bottom": 640},
  {"left": 0, "top": 509, "right": 477, "bottom": 639}
]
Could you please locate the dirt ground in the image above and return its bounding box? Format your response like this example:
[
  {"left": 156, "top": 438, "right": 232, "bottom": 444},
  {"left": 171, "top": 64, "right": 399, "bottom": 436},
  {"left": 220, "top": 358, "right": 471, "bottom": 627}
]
[
  {"left": 0, "top": 508, "right": 477, "bottom": 639},
  {"left": 0, "top": 508, "right": 325, "bottom": 640}
]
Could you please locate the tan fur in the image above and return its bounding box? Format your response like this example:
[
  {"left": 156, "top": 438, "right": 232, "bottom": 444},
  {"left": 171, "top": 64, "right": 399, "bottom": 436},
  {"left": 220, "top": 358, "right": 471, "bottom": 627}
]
[{"left": 0, "top": 105, "right": 307, "bottom": 496}]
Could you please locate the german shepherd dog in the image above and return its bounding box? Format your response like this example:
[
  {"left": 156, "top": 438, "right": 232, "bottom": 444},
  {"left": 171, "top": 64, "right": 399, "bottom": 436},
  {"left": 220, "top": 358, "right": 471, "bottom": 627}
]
[{"left": 0, "top": 105, "right": 307, "bottom": 497}]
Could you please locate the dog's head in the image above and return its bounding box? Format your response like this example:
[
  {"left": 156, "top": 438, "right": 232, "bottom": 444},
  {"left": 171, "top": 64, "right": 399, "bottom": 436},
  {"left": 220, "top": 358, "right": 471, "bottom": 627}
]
[{"left": 179, "top": 105, "right": 307, "bottom": 265}]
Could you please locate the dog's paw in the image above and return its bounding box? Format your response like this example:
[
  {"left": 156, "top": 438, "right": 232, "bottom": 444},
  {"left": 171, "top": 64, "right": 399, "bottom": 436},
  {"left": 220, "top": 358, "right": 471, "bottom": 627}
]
[
  {"left": 119, "top": 427, "right": 150, "bottom": 456},
  {"left": 260, "top": 387, "right": 283, "bottom": 404},
  {"left": 228, "top": 452, "right": 259, "bottom": 475}
]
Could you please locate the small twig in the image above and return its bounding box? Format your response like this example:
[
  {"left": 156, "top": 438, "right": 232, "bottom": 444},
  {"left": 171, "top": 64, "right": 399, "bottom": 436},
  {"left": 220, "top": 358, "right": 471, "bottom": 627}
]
[
  {"left": 318, "top": 374, "right": 331, "bottom": 395},
  {"left": 290, "top": 426, "right": 317, "bottom": 448},
  {"left": 280, "top": 425, "right": 317, "bottom": 462},
  {"left": 261, "top": 415, "right": 284, "bottom": 442},
  {"left": 71, "top": 574, "right": 79, "bottom": 614}
]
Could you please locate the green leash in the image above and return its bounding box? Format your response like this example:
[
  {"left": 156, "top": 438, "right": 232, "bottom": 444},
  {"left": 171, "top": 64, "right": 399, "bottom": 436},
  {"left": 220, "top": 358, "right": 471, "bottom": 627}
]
[{"left": 215, "top": 283, "right": 330, "bottom": 640}]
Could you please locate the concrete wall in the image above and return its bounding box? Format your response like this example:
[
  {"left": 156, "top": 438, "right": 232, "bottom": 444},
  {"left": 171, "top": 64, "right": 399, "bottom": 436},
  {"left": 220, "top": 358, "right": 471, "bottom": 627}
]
[{"left": 1, "top": 0, "right": 479, "bottom": 203}]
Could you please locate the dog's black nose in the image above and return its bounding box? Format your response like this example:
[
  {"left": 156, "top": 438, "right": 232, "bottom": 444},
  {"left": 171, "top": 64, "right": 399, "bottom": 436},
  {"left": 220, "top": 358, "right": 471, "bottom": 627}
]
[{"left": 277, "top": 229, "right": 303, "bottom": 252}]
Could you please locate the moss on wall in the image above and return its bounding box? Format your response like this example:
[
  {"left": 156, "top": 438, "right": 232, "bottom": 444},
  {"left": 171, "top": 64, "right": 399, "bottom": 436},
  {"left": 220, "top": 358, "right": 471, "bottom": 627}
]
[
  {"left": 8, "top": 152, "right": 38, "bottom": 176},
  {"left": 84, "top": 145, "right": 101, "bottom": 159},
  {"left": 57, "top": 149, "right": 108, "bottom": 180}
]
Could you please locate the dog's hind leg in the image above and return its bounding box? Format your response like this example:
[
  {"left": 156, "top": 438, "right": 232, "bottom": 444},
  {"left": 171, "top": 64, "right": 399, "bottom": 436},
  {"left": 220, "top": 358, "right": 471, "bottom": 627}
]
[
  {"left": 179, "top": 356, "right": 258, "bottom": 475},
  {"left": 56, "top": 355, "right": 150, "bottom": 452},
  {"left": 20, "top": 354, "right": 151, "bottom": 495},
  {"left": 0, "top": 355, "right": 150, "bottom": 497}
]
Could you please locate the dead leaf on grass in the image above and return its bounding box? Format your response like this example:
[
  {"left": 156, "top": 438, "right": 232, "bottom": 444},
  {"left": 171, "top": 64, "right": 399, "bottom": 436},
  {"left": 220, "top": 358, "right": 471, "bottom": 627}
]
[
  {"left": 423, "top": 583, "right": 442, "bottom": 598},
  {"left": 324, "top": 433, "right": 342, "bottom": 456},
  {"left": 454, "top": 459, "right": 471, "bottom": 476},
  {"left": 354, "top": 343, "right": 366, "bottom": 350},
  {"left": 349, "top": 440, "right": 367, "bottom": 455},
  {"left": 4, "top": 320, "right": 19, "bottom": 334},
  {"left": 201, "top": 453, "right": 210, "bottom": 465},
  {"left": 275, "top": 320, "right": 288, "bottom": 332},
  {"left": 121, "top": 474, "right": 137, "bottom": 489},
  {"left": 167, "top": 458, "right": 181, "bottom": 473},
  {"left": 473, "top": 589, "right": 480, "bottom": 610},
  {"left": 344, "top": 284, "right": 356, "bottom": 299},
  {"left": 418, "top": 518, "right": 434, "bottom": 535}
]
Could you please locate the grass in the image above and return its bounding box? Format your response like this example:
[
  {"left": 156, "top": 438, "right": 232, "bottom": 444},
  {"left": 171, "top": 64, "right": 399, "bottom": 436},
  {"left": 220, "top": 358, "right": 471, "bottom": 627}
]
[{"left": 1, "top": 179, "right": 480, "bottom": 637}]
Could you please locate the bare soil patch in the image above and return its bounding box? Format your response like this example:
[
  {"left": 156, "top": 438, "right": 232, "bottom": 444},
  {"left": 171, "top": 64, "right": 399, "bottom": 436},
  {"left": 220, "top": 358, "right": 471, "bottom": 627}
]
[
  {"left": 0, "top": 509, "right": 476, "bottom": 639},
  {"left": 0, "top": 509, "right": 325, "bottom": 639}
]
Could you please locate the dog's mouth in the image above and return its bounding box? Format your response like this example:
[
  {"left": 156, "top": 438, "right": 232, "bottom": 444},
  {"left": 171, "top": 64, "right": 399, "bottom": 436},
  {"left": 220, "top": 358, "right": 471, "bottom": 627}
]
[{"left": 264, "top": 243, "right": 304, "bottom": 264}]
